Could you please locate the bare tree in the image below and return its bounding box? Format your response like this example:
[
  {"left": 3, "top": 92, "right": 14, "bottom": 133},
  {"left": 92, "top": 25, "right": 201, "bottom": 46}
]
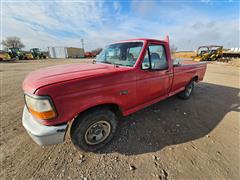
[
  {"left": 2, "top": 36, "right": 25, "bottom": 49},
  {"left": 170, "top": 44, "right": 178, "bottom": 53}
]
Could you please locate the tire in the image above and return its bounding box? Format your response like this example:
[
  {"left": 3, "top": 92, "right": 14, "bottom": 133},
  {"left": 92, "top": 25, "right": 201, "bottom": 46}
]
[
  {"left": 178, "top": 81, "right": 194, "bottom": 100},
  {"left": 70, "top": 108, "right": 118, "bottom": 152}
]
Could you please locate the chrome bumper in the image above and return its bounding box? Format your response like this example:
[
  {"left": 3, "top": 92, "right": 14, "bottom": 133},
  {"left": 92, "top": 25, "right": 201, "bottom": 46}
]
[{"left": 22, "top": 106, "right": 68, "bottom": 146}]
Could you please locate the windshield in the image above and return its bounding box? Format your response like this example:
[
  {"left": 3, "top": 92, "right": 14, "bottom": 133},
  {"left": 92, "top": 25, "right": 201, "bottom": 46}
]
[
  {"left": 96, "top": 42, "right": 143, "bottom": 67},
  {"left": 198, "top": 47, "right": 209, "bottom": 55},
  {"left": 32, "top": 49, "right": 40, "bottom": 53}
]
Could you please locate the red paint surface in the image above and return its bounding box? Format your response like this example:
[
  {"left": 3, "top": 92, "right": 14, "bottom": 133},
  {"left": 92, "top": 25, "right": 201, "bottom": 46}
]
[{"left": 23, "top": 38, "right": 207, "bottom": 125}]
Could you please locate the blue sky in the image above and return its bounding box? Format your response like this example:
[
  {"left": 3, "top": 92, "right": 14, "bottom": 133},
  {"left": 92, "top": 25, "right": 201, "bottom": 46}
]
[{"left": 2, "top": 0, "right": 239, "bottom": 51}]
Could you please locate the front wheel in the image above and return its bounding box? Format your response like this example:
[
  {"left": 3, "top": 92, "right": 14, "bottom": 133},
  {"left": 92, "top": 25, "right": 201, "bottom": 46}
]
[
  {"left": 178, "top": 81, "right": 194, "bottom": 100},
  {"left": 70, "top": 108, "right": 118, "bottom": 152}
]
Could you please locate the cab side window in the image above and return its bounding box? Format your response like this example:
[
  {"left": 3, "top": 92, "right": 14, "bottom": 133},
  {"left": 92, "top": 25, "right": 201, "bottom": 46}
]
[{"left": 142, "top": 44, "right": 168, "bottom": 70}]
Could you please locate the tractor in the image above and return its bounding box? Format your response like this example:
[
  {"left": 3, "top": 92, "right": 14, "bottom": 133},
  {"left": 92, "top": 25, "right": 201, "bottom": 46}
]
[
  {"left": 2, "top": 48, "right": 34, "bottom": 60},
  {"left": 30, "top": 48, "right": 47, "bottom": 59},
  {"left": 8, "top": 48, "right": 23, "bottom": 59},
  {"left": 8, "top": 48, "right": 35, "bottom": 60},
  {"left": 194, "top": 45, "right": 223, "bottom": 61},
  {"left": 8, "top": 48, "right": 25, "bottom": 60}
]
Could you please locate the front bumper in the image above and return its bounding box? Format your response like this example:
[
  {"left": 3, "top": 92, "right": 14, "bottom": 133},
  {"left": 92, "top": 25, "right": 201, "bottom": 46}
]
[{"left": 22, "top": 106, "right": 68, "bottom": 146}]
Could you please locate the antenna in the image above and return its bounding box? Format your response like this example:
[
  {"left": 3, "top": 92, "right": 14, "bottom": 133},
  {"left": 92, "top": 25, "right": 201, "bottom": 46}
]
[{"left": 165, "top": 35, "right": 169, "bottom": 43}]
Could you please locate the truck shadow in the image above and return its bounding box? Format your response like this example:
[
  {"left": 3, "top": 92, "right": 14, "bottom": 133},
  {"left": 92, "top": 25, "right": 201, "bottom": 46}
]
[{"left": 101, "top": 82, "right": 240, "bottom": 155}]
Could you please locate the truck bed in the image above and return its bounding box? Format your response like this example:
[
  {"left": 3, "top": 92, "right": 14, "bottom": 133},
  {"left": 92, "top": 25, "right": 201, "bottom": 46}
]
[
  {"left": 171, "top": 59, "right": 207, "bottom": 95},
  {"left": 173, "top": 58, "right": 206, "bottom": 66}
]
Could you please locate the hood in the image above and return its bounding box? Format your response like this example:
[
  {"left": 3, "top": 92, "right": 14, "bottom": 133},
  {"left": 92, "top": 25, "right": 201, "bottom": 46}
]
[{"left": 23, "top": 63, "right": 128, "bottom": 94}]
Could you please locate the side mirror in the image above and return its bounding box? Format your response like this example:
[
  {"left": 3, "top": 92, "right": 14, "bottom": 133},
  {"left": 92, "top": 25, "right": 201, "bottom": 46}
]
[{"left": 142, "top": 63, "right": 150, "bottom": 70}]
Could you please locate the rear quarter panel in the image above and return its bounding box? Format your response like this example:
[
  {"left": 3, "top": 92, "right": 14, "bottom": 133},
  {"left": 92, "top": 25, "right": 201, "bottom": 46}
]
[{"left": 171, "top": 61, "right": 206, "bottom": 93}]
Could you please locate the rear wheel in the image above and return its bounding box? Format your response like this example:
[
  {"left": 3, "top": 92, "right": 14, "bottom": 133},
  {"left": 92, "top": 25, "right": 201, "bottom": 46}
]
[
  {"left": 70, "top": 108, "right": 118, "bottom": 152},
  {"left": 178, "top": 81, "right": 194, "bottom": 99}
]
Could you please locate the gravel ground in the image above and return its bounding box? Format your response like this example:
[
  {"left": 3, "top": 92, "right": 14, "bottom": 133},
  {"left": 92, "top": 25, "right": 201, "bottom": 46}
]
[{"left": 0, "top": 59, "right": 239, "bottom": 179}]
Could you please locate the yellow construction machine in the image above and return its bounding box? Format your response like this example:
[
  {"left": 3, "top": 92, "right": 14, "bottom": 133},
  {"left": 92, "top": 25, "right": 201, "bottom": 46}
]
[
  {"left": 0, "top": 50, "right": 11, "bottom": 61},
  {"left": 23, "top": 51, "right": 34, "bottom": 60},
  {"left": 194, "top": 45, "right": 223, "bottom": 61}
]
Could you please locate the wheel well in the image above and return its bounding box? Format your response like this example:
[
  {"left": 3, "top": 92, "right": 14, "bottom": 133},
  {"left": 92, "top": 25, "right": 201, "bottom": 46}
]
[
  {"left": 192, "top": 76, "right": 198, "bottom": 82},
  {"left": 75, "top": 103, "right": 122, "bottom": 121}
]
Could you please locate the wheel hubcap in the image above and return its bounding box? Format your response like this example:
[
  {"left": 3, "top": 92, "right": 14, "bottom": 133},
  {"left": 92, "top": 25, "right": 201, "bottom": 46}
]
[
  {"left": 186, "top": 84, "right": 193, "bottom": 96},
  {"left": 84, "top": 121, "right": 111, "bottom": 145}
]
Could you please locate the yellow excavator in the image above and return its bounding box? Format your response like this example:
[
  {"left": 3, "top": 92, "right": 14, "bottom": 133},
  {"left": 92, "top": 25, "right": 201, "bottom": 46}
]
[
  {"left": 0, "top": 50, "right": 11, "bottom": 61},
  {"left": 23, "top": 51, "right": 34, "bottom": 60},
  {"left": 194, "top": 45, "right": 223, "bottom": 61}
]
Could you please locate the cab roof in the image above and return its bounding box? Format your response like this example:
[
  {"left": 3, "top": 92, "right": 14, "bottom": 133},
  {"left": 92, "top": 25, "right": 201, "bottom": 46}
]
[
  {"left": 114, "top": 36, "right": 170, "bottom": 44},
  {"left": 120, "top": 38, "right": 167, "bottom": 43}
]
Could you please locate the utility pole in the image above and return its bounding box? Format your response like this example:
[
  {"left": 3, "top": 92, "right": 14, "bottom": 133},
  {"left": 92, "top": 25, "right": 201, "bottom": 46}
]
[{"left": 81, "top": 39, "right": 84, "bottom": 50}]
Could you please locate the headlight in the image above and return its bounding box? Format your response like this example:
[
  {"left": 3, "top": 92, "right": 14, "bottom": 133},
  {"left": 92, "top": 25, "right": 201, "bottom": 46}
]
[{"left": 25, "top": 94, "right": 57, "bottom": 120}]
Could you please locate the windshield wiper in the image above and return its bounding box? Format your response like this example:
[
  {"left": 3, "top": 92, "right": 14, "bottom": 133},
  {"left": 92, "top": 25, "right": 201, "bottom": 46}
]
[
  {"left": 100, "top": 61, "right": 128, "bottom": 67},
  {"left": 114, "top": 63, "right": 123, "bottom": 66},
  {"left": 101, "top": 61, "right": 113, "bottom": 64}
]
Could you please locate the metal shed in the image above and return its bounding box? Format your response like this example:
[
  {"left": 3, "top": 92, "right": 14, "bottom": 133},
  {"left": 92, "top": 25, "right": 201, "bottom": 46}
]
[
  {"left": 48, "top": 47, "right": 84, "bottom": 58},
  {"left": 67, "top": 47, "right": 84, "bottom": 58}
]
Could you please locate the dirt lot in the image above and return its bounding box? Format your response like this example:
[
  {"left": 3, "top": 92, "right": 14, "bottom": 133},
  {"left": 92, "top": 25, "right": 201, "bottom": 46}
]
[{"left": 0, "top": 59, "right": 239, "bottom": 179}]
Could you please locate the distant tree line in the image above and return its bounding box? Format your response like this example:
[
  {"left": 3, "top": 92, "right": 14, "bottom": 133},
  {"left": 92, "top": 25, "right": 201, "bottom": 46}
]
[{"left": 2, "top": 36, "right": 104, "bottom": 56}]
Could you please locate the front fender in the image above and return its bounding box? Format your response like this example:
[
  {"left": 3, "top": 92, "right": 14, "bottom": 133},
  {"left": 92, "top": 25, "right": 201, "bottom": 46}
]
[
  {"left": 43, "top": 90, "right": 129, "bottom": 126},
  {"left": 72, "top": 95, "right": 124, "bottom": 117}
]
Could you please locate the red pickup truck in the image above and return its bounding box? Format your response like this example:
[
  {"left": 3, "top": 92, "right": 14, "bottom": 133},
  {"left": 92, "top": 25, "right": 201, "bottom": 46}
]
[{"left": 22, "top": 37, "right": 206, "bottom": 152}]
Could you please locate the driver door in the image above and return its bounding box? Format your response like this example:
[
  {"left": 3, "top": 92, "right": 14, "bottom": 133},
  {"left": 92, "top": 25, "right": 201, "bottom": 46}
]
[{"left": 136, "top": 43, "right": 172, "bottom": 104}]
